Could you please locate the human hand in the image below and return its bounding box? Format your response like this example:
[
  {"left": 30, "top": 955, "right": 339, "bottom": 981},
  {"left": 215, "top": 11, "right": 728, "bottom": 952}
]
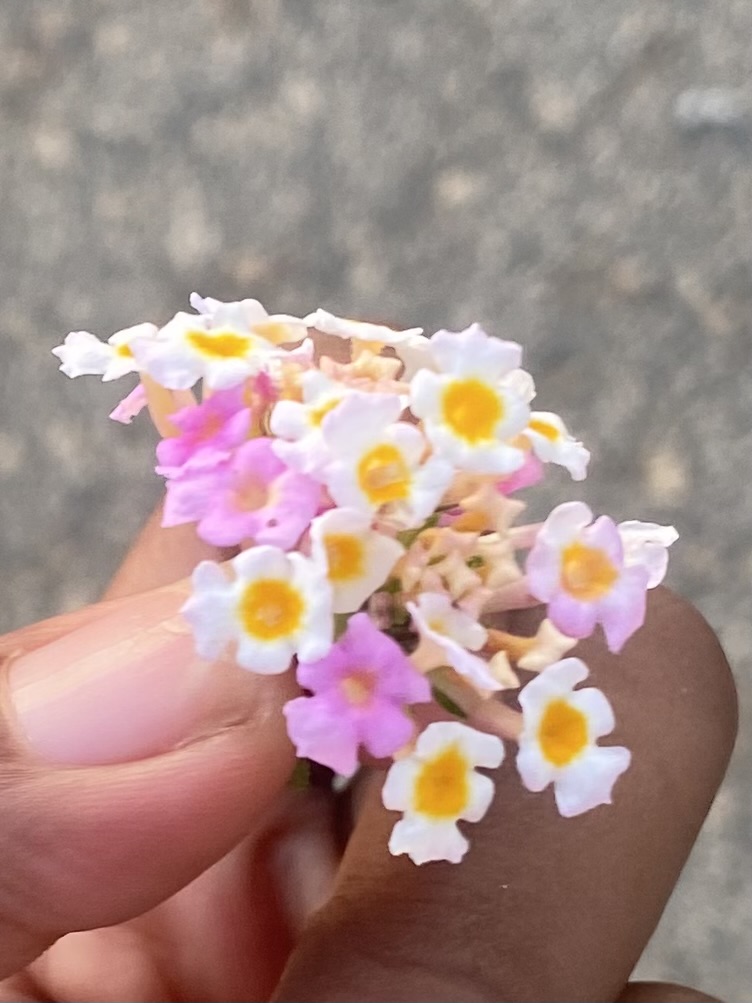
[{"left": 0, "top": 508, "right": 736, "bottom": 1002}]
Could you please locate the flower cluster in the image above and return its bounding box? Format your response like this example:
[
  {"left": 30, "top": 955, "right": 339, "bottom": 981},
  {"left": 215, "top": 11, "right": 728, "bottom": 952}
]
[{"left": 53, "top": 295, "right": 677, "bottom": 865}]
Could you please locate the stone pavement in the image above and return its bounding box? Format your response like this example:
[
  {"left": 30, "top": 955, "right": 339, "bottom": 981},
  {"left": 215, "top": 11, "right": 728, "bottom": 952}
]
[{"left": 1, "top": 2, "right": 750, "bottom": 996}]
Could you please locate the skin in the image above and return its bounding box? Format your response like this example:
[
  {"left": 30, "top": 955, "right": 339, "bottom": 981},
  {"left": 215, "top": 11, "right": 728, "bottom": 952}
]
[{"left": 0, "top": 494, "right": 738, "bottom": 1000}]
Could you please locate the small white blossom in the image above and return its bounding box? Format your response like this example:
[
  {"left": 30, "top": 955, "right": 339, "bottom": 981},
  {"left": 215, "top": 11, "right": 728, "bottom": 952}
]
[
  {"left": 310, "top": 507, "right": 404, "bottom": 614},
  {"left": 181, "top": 547, "right": 333, "bottom": 673},
  {"left": 410, "top": 324, "right": 531, "bottom": 474},
  {"left": 517, "top": 658, "right": 631, "bottom": 817},
  {"left": 52, "top": 323, "right": 157, "bottom": 382},
  {"left": 305, "top": 308, "right": 423, "bottom": 345},
  {"left": 523, "top": 411, "right": 590, "bottom": 481},
  {"left": 408, "top": 592, "right": 501, "bottom": 694},
  {"left": 190, "top": 292, "right": 309, "bottom": 345},
  {"left": 618, "top": 520, "right": 678, "bottom": 588},
  {"left": 383, "top": 721, "right": 504, "bottom": 865},
  {"left": 319, "top": 392, "right": 453, "bottom": 529}
]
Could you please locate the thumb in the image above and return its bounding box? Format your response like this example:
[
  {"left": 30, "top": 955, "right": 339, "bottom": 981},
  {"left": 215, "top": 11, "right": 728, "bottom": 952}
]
[{"left": 0, "top": 579, "right": 295, "bottom": 979}]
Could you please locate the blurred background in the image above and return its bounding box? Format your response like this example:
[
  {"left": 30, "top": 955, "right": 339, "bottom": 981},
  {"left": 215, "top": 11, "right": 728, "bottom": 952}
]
[{"left": 1, "top": 1, "right": 750, "bottom": 996}]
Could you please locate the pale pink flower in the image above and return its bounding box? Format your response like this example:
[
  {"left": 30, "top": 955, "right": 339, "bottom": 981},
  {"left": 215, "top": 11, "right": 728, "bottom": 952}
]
[
  {"left": 109, "top": 383, "right": 148, "bottom": 424},
  {"left": 497, "top": 451, "right": 544, "bottom": 494},
  {"left": 526, "top": 502, "right": 650, "bottom": 653},
  {"left": 284, "top": 613, "right": 431, "bottom": 777},
  {"left": 163, "top": 437, "right": 321, "bottom": 549}
]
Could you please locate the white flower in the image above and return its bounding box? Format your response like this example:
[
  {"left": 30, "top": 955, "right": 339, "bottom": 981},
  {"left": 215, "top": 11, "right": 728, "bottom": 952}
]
[
  {"left": 407, "top": 592, "right": 502, "bottom": 693},
  {"left": 505, "top": 368, "right": 537, "bottom": 404},
  {"left": 181, "top": 547, "right": 333, "bottom": 673},
  {"left": 410, "top": 324, "right": 531, "bottom": 474},
  {"left": 136, "top": 310, "right": 311, "bottom": 391},
  {"left": 52, "top": 323, "right": 157, "bottom": 382},
  {"left": 305, "top": 308, "right": 423, "bottom": 345},
  {"left": 618, "top": 520, "right": 678, "bottom": 588},
  {"left": 516, "top": 658, "right": 631, "bottom": 817},
  {"left": 319, "top": 392, "right": 453, "bottom": 529},
  {"left": 393, "top": 333, "right": 435, "bottom": 381},
  {"left": 522, "top": 411, "right": 590, "bottom": 481},
  {"left": 190, "top": 292, "right": 309, "bottom": 345},
  {"left": 383, "top": 720, "right": 504, "bottom": 865},
  {"left": 270, "top": 370, "right": 347, "bottom": 474},
  {"left": 310, "top": 507, "right": 405, "bottom": 614}
]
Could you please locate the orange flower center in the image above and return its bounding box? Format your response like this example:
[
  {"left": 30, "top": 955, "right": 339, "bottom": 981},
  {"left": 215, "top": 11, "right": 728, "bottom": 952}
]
[
  {"left": 561, "top": 542, "right": 617, "bottom": 601},
  {"left": 413, "top": 743, "right": 470, "bottom": 819},
  {"left": 538, "top": 699, "right": 588, "bottom": 767}
]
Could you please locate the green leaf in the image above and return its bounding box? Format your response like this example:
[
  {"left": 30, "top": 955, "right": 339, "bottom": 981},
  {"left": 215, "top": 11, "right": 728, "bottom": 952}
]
[
  {"left": 397, "top": 512, "right": 440, "bottom": 549},
  {"left": 290, "top": 759, "right": 311, "bottom": 790},
  {"left": 431, "top": 686, "right": 468, "bottom": 719},
  {"left": 333, "top": 613, "right": 351, "bottom": 639}
]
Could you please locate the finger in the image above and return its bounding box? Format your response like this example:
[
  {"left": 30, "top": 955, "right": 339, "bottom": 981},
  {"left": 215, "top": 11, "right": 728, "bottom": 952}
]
[
  {"left": 617, "top": 981, "right": 722, "bottom": 1003},
  {"left": 273, "top": 588, "right": 737, "bottom": 1003},
  {"left": 103, "top": 504, "right": 235, "bottom": 600},
  {"left": 117, "top": 788, "right": 342, "bottom": 1003},
  {"left": 0, "top": 578, "right": 296, "bottom": 980}
]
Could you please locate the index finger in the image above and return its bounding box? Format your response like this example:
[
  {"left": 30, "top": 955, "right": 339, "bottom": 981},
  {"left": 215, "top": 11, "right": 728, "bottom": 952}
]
[{"left": 273, "top": 589, "right": 737, "bottom": 1002}]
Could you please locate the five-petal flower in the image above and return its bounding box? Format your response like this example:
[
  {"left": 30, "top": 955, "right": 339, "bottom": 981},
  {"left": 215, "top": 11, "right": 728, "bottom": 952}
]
[
  {"left": 410, "top": 324, "right": 531, "bottom": 474},
  {"left": 382, "top": 720, "right": 504, "bottom": 864},
  {"left": 516, "top": 658, "right": 631, "bottom": 817},
  {"left": 181, "top": 546, "right": 333, "bottom": 673},
  {"left": 310, "top": 507, "right": 404, "bottom": 613},
  {"left": 526, "top": 501, "right": 650, "bottom": 653},
  {"left": 284, "top": 613, "right": 431, "bottom": 777},
  {"left": 319, "top": 392, "right": 453, "bottom": 528}
]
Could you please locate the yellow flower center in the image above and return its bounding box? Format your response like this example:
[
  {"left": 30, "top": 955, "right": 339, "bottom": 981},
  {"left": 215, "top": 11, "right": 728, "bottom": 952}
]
[
  {"left": 309, "top": 396, "right": 342, "bottom": 427},
  {"left": 528, "top": 418, "right": 560, "bottom": 441},
  {"left": 115, "top": 342, "right": 134, "bottom": 358},
  {"left": 413, "top": 743, "right": 471, "bottom": 819},
  {"left": 340, "top": 669, "right": 376, "bottom": 706},
  {"left": 538, "top": 698, "right": 588, "bottom": 767},
  {"left": 324, "top": 533, "right": 364, "bottom": 582},
  {"left": 441, "top": 378, "right": 503, "bottom": 444},
  {"left": 357, "top": 443, "right": 411, "bottom": 505},
  {"left": 561, "top": 542, "right": 618, "bottom": 601},
  {"left": 238, "top": 578, "right": 303, "bottom": 641},
  {"left": 186, "top": 328, "right": 253, "bottom": 359}
]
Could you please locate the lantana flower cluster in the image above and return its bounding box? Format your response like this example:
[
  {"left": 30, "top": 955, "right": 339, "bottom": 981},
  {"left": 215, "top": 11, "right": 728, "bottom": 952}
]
[{"left": 53, "top": 295, "right": 677, "bottom": 865}]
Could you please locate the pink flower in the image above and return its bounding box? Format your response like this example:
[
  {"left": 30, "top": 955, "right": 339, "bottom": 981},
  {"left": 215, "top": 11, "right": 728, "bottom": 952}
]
[
  {"left": 156, "top": 386, "right": 253, "bottom": 477},
  {"left": 163, "top": 437, "right": 321, "bottom": 549},
  {"left": 526, "top": 502, "right": 649, "bottom": 653},
  {"left": 283, "top": 613, "right": 431, "bottom": 777},
  {"left": 497, "top": 451, "right": 544, "bottom": 494}
]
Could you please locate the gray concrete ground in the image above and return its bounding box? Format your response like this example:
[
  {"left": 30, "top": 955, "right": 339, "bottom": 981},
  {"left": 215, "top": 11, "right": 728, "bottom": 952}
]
[{"left": 1, "top": 1, "right": 750, "bottom": 997}]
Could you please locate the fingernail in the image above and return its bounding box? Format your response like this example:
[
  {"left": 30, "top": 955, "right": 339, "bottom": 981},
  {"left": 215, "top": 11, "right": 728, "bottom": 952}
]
[{"left": 8, "top": 584, "right": 262, "bottom": 765}]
